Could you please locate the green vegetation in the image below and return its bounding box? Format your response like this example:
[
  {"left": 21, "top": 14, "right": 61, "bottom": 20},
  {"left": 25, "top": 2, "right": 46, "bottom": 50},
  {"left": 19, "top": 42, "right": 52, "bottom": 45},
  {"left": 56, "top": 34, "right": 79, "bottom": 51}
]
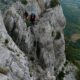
[
  {"left": 55, "top": 31, "right": 61, "bottom": 40},
  {"left": 0, "top": 67, "right": 9, "bottom": 74},
  {"left": 76, "top": 70, "right": 80, "bottom": 80},
  {"left": 20, "top": 0, "right": 27, "bottom": 5},
  {"left": 57, "top": 70, "right": 65, "bottom": 80},
  {"left": 71, "top": 61, "right": 80, "bottom": 80},
  {"left": 65, "top": 40, "right": 80, "bottom": 61},
  {"left": 50, "top": 0, "right": 60, "bottom": 8},
  {"left": 65, "top": 40, "right": 80, "bottom": 80}
]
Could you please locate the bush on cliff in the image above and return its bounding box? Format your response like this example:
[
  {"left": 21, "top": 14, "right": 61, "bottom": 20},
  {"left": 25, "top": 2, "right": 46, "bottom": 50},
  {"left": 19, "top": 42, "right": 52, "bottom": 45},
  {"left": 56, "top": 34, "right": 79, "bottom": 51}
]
[
  {"left": 20, "top": 0, "right": 27, "bottom": 5},
  {"left": 50, "top": 0, "right": 60, "bottom": 8}
]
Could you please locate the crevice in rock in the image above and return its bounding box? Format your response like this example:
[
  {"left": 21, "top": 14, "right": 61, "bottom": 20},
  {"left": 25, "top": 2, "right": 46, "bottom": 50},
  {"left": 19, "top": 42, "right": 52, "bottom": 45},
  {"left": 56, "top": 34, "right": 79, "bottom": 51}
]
[
  {"left": 56, "top": 70, "right": 65, "bottom": 80},
  {"left": 55, "top": 31, "right": 61, "bottom": 40},
  {"left": 29, "top": 56, "right": 35, "bottom": 62},
  {"left": 5, "top": 38, "right": 9, "bottom": 44},
  {"left": 52, "top": 31, "right": 55, "bottom": 37},
  {"left": 39, "top": 57, "right": 47, "bottom": 70},
  {"left": 36, "top": 41, "right": 41, "bottom": 59}
]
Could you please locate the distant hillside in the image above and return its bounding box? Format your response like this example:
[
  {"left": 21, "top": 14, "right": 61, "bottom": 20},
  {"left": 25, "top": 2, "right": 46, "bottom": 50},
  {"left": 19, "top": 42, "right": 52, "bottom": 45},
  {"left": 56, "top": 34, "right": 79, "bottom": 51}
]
[
  {"left": 61, "top": 0, "right": 80, "bottom": 37},
  {"left": 61, "top": 0, "right": 80, "bottom": 74}
]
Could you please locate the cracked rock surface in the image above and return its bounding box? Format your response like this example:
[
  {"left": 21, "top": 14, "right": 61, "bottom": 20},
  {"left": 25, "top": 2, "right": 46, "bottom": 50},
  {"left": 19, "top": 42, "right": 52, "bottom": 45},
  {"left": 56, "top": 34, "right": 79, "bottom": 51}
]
[
  {"left": 0, "top": 0, "right": 76, "bottom": 80},
  {"left": 0, "top": 11, "right": 31, "bottom": 80}
]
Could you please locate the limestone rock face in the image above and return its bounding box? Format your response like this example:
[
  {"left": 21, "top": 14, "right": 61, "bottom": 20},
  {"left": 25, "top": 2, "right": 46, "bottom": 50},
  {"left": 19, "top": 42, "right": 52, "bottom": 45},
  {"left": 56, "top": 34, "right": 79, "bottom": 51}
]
[
  {"left": 25, "top": 0, "right": 41, "bottom": 16},
  {"left": 43, "top": 0, "right": 51, "bottom": 7},
  {"left": 4, "top": 6, "right": 33, "bottom": 54},
  {"left": 0, "top": 0, "right": 70, "bottom": 80},
  {"left": 37, "top": 0, "right": 45, "bottom": 12},
  {"left": 12, "top": 1, "right": 25, "bottom": 18},
  {"left": 0, "top": 11, "right": 31, "bottom": 80},
  {"left": 34, "top": 6, "right": 66, "bottom": 75}
]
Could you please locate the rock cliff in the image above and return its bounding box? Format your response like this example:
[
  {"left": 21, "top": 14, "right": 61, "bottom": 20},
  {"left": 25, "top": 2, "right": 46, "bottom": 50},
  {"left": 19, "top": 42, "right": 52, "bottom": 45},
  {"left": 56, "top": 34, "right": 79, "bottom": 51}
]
[
  {"left": 0, "top": 11, "right": 30, "bottom": 80},
  {"left": 0, "top": 0, "right": 76, "bottom": 80}
]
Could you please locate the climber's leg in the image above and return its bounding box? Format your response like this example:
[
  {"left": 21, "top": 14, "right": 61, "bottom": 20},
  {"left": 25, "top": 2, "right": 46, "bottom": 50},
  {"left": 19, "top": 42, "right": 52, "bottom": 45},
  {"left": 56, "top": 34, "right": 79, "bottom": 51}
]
[{"left": 30, "top": 26, "right": 34, "bottom": 34}]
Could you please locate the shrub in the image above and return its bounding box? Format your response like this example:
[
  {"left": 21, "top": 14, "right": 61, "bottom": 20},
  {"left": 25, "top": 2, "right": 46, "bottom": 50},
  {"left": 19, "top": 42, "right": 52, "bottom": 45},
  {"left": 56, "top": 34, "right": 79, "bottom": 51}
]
[
  {"left": 20, "top": 0, "right": 27, "bottom": 5},
  {"left": 76, "top": 70, "right": 80, "bottom": 80},
  {"left": 50, "top": 0, "right": 60, "bottom": 8},
  {"left": 5, "top": 39, "right": 9, "bottom": 44},
  {"left": 0, "top": 67, "right": 9, "bottom": 74},
  {"left": 55, "top": 31, "right": 61, "bottom": 40},
  {"left": 65, "top": 43, "right": 80, "bottom": 61},
  {"left": 56, "top": 70, "right": 64, "bottom": 80}
]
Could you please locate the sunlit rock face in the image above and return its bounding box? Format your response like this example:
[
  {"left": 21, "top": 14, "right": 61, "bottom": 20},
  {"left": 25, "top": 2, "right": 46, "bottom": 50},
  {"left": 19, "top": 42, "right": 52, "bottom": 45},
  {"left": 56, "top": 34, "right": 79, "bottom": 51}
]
[
  {"left": 0, "top": 0, "right": 69, "bottom": 80},
  {"left": 0, "top": 11, "right": 31, "bottom": 80}
]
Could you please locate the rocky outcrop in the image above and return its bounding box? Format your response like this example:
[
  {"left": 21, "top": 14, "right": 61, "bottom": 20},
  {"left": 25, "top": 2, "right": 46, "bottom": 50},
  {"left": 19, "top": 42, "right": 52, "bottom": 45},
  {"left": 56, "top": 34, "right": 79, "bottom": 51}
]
[
  {"left": 3, "top": 0, "right": 66, "bottom": 79},
  {"left": 0, "top": 11, "right": 31, "bottom": 80},
  {"left": 25, "top": 0, "right": 41, "bottom": 16},
  {"left": 0, "top": 0, "right": 76, "bottom": 80}
]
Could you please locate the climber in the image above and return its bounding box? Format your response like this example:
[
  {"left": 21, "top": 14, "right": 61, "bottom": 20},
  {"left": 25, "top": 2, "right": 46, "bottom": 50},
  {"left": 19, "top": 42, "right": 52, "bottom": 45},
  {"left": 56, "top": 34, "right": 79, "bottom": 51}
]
[
  {"left": 30, "top": 13, "right": 36, "bottom": 25},
  {"left": 30, "top": 13, "right": 39, "bottom": 34},
  {"left": 28, "top": 13, "right": 36, "bottom": 34},
  {"left": 30, "top": 1, "right": 39, "bottom": 26}
]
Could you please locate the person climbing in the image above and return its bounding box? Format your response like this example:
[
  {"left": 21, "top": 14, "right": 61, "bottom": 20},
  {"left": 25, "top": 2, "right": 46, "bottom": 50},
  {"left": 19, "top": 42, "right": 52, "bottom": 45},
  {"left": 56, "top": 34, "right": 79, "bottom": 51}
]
[
  {"left": 30, "top": 1, "right": 40, "bottom": 26},
  {"left": 29, "top": 13, "right": 39, "bottom": 34},
  {"left": 30, "top": 13, "right": 36, "bottom": 26},
  {"left": 29, "top": 13, "right": 36, "bottom": 34}
]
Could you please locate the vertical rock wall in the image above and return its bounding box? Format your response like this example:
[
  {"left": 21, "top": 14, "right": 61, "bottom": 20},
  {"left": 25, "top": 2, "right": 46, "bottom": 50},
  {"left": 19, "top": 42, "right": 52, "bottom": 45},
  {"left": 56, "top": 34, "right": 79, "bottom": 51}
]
[{"left": 0, "top": 0, "right": 68, "bottom": 80}]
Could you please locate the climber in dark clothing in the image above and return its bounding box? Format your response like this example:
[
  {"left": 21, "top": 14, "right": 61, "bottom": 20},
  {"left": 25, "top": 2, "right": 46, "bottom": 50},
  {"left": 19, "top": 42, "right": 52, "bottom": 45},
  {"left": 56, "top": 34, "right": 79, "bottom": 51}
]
[
  {"left": 29, "top": 13, "right": 40, "bottom": 34},
  {"left": 30, "top": 13, "right": 36, "bottom": 26},
  {"left": 29, "top": 13, "right": 36, "bottom": 34}
]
